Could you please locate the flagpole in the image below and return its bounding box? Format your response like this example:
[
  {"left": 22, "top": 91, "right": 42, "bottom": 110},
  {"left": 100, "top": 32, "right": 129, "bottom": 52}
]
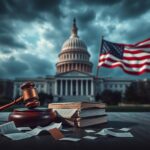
[
  {"left": 95, "top": 35, "right": 104, "bottom": 98},
  {"left": 96, "top": 35, "right": 104, "bottom": 79}
]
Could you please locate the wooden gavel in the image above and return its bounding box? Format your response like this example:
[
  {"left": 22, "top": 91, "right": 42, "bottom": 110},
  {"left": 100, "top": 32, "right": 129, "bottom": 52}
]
[{"left": 0, "top": 82, "right": 40, "bottom": 111}]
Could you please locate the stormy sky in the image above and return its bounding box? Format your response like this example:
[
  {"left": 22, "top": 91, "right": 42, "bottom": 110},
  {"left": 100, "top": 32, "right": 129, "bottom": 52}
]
[{"left": 0, "top": 0, "right": 150, "bottom": 79}]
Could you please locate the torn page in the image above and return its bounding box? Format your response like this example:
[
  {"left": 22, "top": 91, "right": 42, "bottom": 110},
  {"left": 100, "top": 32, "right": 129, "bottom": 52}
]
[
  {"left": 96, "top": 128, "right": 133, "bottom": 137},
  {"left": 119, "top": 128, "right": 131, "bottom": 132},
  {"left": 4, "top": 132, "right": 32, "bottom": 140},
  {"left": 83, "top": 136, "right": 97, "bottom": 140},
  {"left": 105, "top": 129, "right": 133, "bottom": 137},
  {"left": 54, "top": 109, "right": 77, "bottom": 118},
  {"left": 0, "top": 121, "right": 62, "bottom": 140},
  {"left": 85, "top": 129, "right": 96, "bottom": 133},
  {"left": 41, "top": 122, "right": 62, "bottom": 131},
  {"left": 96, "top": 128, "right": 114, "bottom": 136},
  {"left": 59, "top": 137, "right": 81, "bottom": 142},
  {"left": 0, "top": 121, "right": 20, "bottom": 134},
  {"left": 60, "top": 128, "right": 72, "bottom": 132},
  {"left": 17, "top": 127, "right": 32, "bottom": 131}
]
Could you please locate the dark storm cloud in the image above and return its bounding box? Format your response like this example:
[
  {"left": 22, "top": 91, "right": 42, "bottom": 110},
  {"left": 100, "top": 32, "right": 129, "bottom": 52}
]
[
  {"left": 0, "top": 20, "right": 26, "bottom": 49},
  {"left": 19, "top": 54, "right": 53, "bottom": 75},
  {"left": 0, "top": 0, "right": 63, "bottom": 50},
  {"left": 69, "top": 0, "right": 121, "bottom": 6},
  {"left": 0, "top": 54, "right": 53, "bottom": 79},
  {"left": 119, "top": 0, "right": 150, "bottom": 20},
  {"left": 77, "top": 9, "right": 96, "bottom": 26},
  {"left": 99, "top": 0, "right": 150, "bottom": 21},
  {"left": 0, "top": 0, "right": 62, "bottom": 21},
  {"left": 0, "top": 56, "right": 29, "bottom": 76},
  {"left": 125, "top": 21, "right": 150, "bottom": 43},
  {"left": 0, "top": 35, "right": 26, "bottom": 49},
  {"left": 0, "top": 48, "right": 11, "bottom": 54}
]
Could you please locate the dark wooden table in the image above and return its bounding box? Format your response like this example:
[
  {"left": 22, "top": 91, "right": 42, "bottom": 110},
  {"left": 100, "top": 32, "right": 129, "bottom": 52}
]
[{"left": 0, "top": 112, "right": 150, "bottom": 150}]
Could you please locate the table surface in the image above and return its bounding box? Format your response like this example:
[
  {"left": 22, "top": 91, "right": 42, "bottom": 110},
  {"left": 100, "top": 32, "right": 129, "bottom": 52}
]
[{"left": 0, "top": 112, "right": 150, "bottom": 150}]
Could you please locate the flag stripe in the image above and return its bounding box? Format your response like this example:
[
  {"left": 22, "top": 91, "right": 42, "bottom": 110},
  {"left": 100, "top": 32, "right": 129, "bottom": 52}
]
[
  {"left": 99, "top": 55, "right": 150, "bottom": 65},
  {"left": 99, "top": 61, "right": 150, "bottom": 71},
  {"left": 99, "top": 63, "right": 150, "bottom": 75},
  {"left": 100, "top": 53, "right": 150, "bottom": 60},
  {"left": 99, "top": 58, "right": 150, "bottom": 68},
  {"left": 135, "top": 38, "right": 150, "bottom": 46}
]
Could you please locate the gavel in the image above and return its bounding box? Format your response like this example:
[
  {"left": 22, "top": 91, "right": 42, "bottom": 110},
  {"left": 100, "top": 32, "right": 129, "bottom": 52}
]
[{"left": 0, "top": 82, "right": 40, "bottom": 111}]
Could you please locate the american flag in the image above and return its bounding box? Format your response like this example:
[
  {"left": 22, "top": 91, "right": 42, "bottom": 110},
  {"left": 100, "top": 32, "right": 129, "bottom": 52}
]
[{"left": 98, "top": 38, "right": 150, "bottom": 75}]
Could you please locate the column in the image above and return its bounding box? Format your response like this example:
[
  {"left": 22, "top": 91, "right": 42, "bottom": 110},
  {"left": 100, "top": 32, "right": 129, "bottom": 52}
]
[
  {"left": 71, "top": 79, "right": 73, "bottom": 96},
  {"left": 64, "top": 65, "right": 66, "bottom": 72},
  {"left": 86, "top": 80, "right": 88, "bottom": 95},
  {"left": 81, "top": 80, "right": 83, "bottom": 96},
  {"left": 76, "top": 80, "right": 78, "bottom": 96},
  {"left": 60, "top": 80, "right": 63, "bottom": 96},
  {"left": 91, "top": 80, "right": 94, "bottom": 95},
  {"left": 65, "top": 80, "right": 68, "bottom": 96},
  {"left": 55, "top": 80, "right": 57, "bottom": 95}
]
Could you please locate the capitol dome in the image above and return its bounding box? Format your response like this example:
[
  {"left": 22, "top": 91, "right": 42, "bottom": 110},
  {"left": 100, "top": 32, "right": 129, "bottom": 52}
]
[
  {"left": 56, "top": 18, "right": 93, "bottom": 74},
  {"left": 62, "top": 37, "right": 87, "bottom": 51}
]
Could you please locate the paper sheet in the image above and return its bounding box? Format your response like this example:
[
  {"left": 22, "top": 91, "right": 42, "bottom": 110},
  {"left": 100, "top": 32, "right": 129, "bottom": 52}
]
[
  {"left": 96, "top": 128, "right": 133, "bottom": 137},
  {"left": 85, "top": 130, "right": 96, "bottom": 133},
  {"left": 119, "top": 128, "right": 131, "bottom": 132},
  {"left": 105, "top": 129, "right": 133, "bottom": 137},
  {"left": 0, "top": 121, "right": 62, "bottom": 140},
  {"left": 5, "top": 132, "right": 32, "bottom": 140},
  {"left": 17, "top": 127, "right": 32, "bottom": 131},
  {"left": 61, "top": 128, "right": 72, "bottom": 132},
  {"left": 0, "top": 121, "right": 20, "bottom": 134},
  {"left": 83, "top": 136, "right": 97, "bottom": 140},
  {"left": 59, "top": 137, "right": 81, "bottom": 142}
]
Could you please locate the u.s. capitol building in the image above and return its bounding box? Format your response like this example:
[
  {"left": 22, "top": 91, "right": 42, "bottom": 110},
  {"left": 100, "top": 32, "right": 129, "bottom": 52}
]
[{"left": 13, "top": 19, "right": 132, "bottom": 102}]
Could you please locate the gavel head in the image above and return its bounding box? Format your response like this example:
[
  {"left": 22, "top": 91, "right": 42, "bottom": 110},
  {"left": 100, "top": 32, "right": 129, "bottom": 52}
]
[{"left": 21, "top": 82, "right": 40, "bottom": 109}]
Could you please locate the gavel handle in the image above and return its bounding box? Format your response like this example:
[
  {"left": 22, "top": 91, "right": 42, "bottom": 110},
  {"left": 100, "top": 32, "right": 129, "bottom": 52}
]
[{"left": 0, "top": 96, "right": 23, "bottom": 111}]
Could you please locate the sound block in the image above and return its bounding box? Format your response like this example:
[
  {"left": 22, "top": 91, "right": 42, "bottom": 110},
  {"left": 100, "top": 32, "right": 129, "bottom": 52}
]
[{"left": 8, "top": 107, "right": 56, "bottom": 127}]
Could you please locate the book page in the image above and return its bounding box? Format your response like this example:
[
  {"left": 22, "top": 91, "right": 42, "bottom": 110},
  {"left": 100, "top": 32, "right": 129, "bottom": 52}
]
[{"left": 54, "top": 109, "right": 77, "bottom": 118}]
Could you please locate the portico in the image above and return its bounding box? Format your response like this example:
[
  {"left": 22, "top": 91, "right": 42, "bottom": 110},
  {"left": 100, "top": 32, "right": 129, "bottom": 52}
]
[
  {"left": 55, "top": 78, "right": 94, "bottom": 96},
  {"left": 54, "top": 71, "right": 94, "bottom": 101}
]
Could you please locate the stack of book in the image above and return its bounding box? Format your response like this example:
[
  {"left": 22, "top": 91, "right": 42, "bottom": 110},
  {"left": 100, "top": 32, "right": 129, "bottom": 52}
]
[{"left": 48, "top": 102, "right": 107, "bottom": 127}]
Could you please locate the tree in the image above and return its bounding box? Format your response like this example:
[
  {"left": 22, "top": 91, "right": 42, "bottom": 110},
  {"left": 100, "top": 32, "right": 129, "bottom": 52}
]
[
  {"left": 95, "top": 93, "right": 101, "bottom": 102},
  {"left": 38, "top": 92, "right": 53, "bottom": 105},
  {"left": 100, "top": 90, "right": 122, "bottom": 105},
  {"left": 124, "top": 80, "right": 150, "bottom": 104}
]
